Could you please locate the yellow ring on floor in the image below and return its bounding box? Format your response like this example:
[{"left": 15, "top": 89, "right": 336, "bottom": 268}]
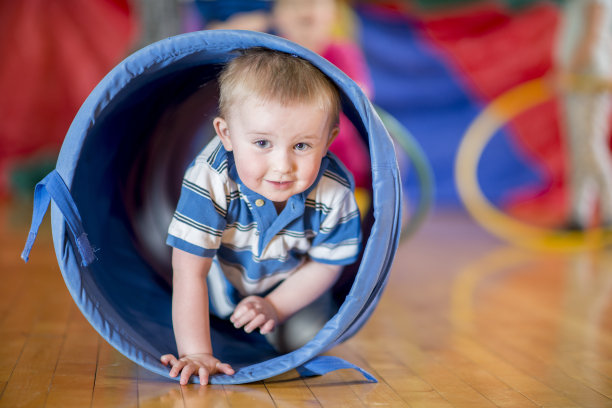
[{"left": 455, "top": 77, "right": 612, "bottom": 252}]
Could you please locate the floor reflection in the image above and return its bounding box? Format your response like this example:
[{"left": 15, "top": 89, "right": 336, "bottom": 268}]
[
  {"left": 446, "top": 242, "right": 612, "bottom": 404},
  {"left": 137, "top": 376, "right": 276, "bottom": 408}
]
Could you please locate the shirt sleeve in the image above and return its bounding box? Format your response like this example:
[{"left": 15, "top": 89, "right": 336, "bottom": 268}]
[
  {"left": 166, "top": 157, "right": 228, "bottom": 257},
  {"left": 307, "top": 187, "right": 362, "bottom": 265}
]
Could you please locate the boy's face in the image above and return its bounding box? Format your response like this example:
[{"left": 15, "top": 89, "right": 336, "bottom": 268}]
[{"left": 214, "top": 97, "right": 338, "bottom": 206}]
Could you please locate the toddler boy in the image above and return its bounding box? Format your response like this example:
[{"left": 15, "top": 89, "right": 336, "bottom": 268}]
[{"left": 160, "top": 47, "right": 362, "bottom": 385}]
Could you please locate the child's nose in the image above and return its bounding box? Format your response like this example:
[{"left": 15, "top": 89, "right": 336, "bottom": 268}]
[{"left": 272, "top": 149, "right": 294, "bottom": 173}]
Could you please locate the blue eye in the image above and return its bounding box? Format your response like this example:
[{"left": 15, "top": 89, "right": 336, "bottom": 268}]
[
  {"left": 294, "top": 143, "right": 310, "bottom": 151},
  {"left": 254, "top": 140, "right": 270, "bottom": 149}
]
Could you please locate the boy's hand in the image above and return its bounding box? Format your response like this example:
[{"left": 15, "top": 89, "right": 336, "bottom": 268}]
[
  {"left": 230, "top": 296, "right": 278, "bottom": 334},
  {"left": 160, "top": 353, "right": 234, "bottom": 385}
]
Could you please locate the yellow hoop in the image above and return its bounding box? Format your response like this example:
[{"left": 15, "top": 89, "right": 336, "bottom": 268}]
[
  {"left": 559, "top": 72, "right": 612, "bottom": 94},
  {"left": 455, "top": 77, "right": 612, "bottom": 252}
]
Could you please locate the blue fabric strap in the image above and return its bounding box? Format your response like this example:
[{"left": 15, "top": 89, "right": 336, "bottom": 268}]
[
  {"left": 296, "top": 356, "right": 377, "bottom": 383},
  {"left": 21, "top": 170, "right": 96, "bottom": 267}
]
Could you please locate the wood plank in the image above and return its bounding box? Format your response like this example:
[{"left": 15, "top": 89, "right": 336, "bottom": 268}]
[
  {"left": 348, "top": 337, "right": 498, "bottom": 408},
  {"left": 589, "top": 360, "right": 612, "bottom": 379},
  {"left": 0, "top": 275, "right": 26, "bottom": 327},
  {"left": 138, "top": 366, "right": 185, "bottom": 408},
  {"left": 393, "top": 390, "right": 454, "bottom": 408},
  {"left": 449, "top": 335, "right": 582, "bottom": 408},
  {"left": 0, "top": 336, "right": 64, "bottom": 408},
  {"left": 223, "top": 383, "right": 276, "bottom": 408},
  {"left": 138, "top": 382, "right": 185, "bottom": 408},
  {"left": 461, "top": 257, "right": 612, "bottom": 406},
  {"left": 336, "top": 370, "right": 409, "bottom": 407},
  {"left": 0, "top": 334, "right": 27, "bottom": 384},
  {"left": 478, "top": 255, "right": 612, "bottom": 350},
  {"left": 45, "top": 367, "right": 96, "bottom": 408},
  {"left": 55, "top": 309, "right": 100, "bottom": 368},
  {"left": 342, "top": 346, "right": 453, "bottom": 408},
  {"left": 329, "top": 346, "right": 413, "bottom": 407},
  {"left": 45, "top": 307, "right": 101, "bottom": 408},
  {"left": 476, "top": 306, "right": 612, "bottom": 398},
  {"left": 403, "top": 359, "right": 498, "bottom": 408},
  {"left": 473, "top": 329, "right": 611, "bottom": 408},
  {"left": 422, "top": 244, "right": 612, "bottom": 407},
  {"left": 96, "top": 340, "right": 139, "bottom": 379},
  {"left": 264, "top": 371, "right": 321, "bottom": 406},
  {"left": 0, "top": 283, "right": 38, "bottom": 335},
  {"left": 303, "top": 370, "right": 366, "bottom": 408},
  {"left": 181, "top": 384, "right": 230, "bottom": 408},
  {"left": 91, "top": 376, "right": 139, "bottom": 408},
  {"left": 349, "top": 317, "right": 581, "bottom": 408},
  {"left": 428, "top": 348, "right": 538, "bottom": 408},
  {"left": 91, "top": 342, "right": 139, "bottom": 407},
  {"left": 0, "top": 375, "right": 54, "bottom": 408}
]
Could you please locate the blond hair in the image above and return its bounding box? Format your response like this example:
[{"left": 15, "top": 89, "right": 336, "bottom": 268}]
[{"left": 217, "top": 47, "right": 341, "bottom": 129}]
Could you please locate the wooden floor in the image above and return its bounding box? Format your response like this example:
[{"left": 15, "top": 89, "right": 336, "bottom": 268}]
[{"left": 1, "top": 200, "right": 612, "bottom": 408}]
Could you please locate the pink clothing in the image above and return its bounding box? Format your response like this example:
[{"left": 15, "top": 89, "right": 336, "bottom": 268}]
[
  {"left": 322, "top": 41, "right": 373, "bottom": 190},
  {"left": 322, "top": 41, "right": 374, "bottom": 96}
]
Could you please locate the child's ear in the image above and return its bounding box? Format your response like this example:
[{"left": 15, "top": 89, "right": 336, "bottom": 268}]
[
  {"left": 325, "top": 126, "right": 340, "bottom": 152},
  {"left": 214, "top": 117, "right": 233, "bottom": 151}
]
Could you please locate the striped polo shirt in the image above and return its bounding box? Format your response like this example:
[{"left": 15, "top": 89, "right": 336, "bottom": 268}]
[{"left": 167, "top": 137, "right": 362, "bottom": 317}]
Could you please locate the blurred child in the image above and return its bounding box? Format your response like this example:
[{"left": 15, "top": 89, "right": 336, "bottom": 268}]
[
  {"left": 556, "top": 0, "right": 612, "bottom": 229},
  {"left": 272, "top": 0, "right": 374, "bottom": 197}
]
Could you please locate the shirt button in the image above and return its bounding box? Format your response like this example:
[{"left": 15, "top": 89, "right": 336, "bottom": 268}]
[{"left": 255, "top": 199, "right": 265, "bottom": 207}]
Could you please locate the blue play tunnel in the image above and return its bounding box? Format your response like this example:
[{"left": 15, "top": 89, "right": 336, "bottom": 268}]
[{"left": 22, "top": 30, "right": 402, "bottom": 384}]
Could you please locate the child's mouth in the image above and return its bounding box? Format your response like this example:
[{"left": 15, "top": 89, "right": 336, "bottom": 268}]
[{"left": 267, "top": 180, "right": 294, "bottom": 190}]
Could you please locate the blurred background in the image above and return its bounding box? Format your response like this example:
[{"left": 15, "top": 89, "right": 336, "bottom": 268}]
[{"left": 1, "top": 0, "right": 607, "bottom": 230}]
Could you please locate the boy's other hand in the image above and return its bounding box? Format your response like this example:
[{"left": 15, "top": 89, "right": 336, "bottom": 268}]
[
  {"left": 160, "top": 353, "right": 234, "bottom": 385},
  {"left": 230, "top": 296, "right": 278, "bottom": 334}
]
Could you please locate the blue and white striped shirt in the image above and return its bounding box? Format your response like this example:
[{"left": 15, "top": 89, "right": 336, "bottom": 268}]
[{"left": 167, "top": 137, "right": 362, "bottom": 317}]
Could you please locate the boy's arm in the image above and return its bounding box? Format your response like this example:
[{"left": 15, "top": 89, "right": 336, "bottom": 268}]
[
  {"left": 172, "top": 248, "right": 214, "bottom": 355},
  {"left": 266, "top": 260, "right": 342, "bottom": 323},
  {"left": 230, "top": 259, "right": 342, "bottom": 333},
  {"left": 161, "top": 248, "right": 234, "bottom": 385}
]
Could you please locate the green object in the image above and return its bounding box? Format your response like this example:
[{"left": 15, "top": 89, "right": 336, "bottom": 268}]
[
  {"left": 413, "top": 0, "right": 481, "bottom": 10},
  {"left": 502, "top": 0, "right": 562, "bottom": 9},
  {"left": 10, "top": 154, "right": 57, "bottom": 199},
  {"left": 375, "top": 106, "right": 435, "bottom": 241},
  {"left": 413, "top": 0, "right": 560, "bottom": 11}
]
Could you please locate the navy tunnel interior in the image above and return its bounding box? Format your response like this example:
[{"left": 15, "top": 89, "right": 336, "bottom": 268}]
[{"left": 69, "top": 49, "right": 369, "bottom": 371}]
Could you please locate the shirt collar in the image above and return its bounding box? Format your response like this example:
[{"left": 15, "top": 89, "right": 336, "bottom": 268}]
[{"left": 225, "top": 148, "right": 331, "bottom": 255}]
